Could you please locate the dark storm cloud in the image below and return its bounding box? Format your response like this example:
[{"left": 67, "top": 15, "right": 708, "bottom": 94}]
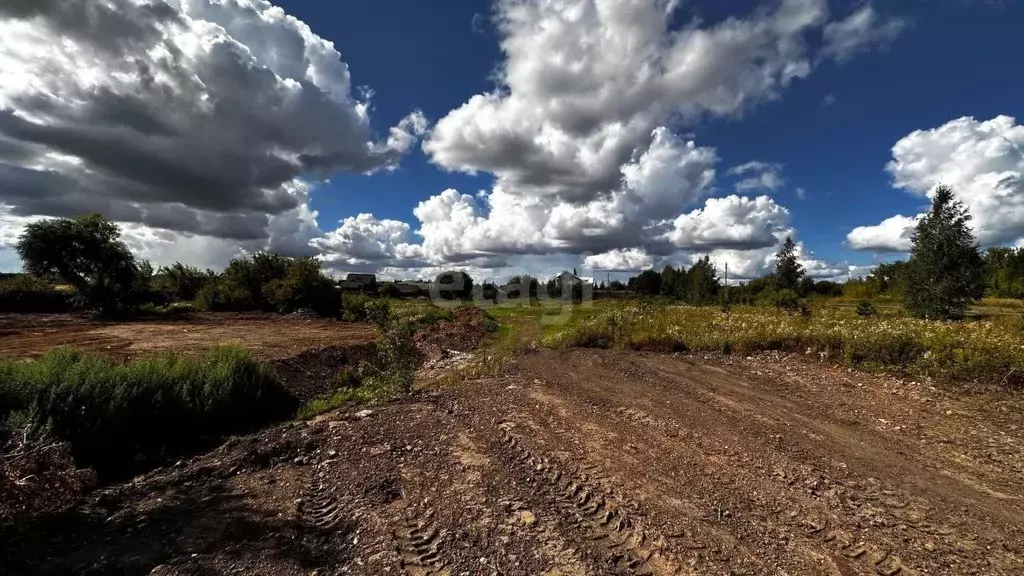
[{"left": 0, "top": 0, "right": 422, "bottom": 245}]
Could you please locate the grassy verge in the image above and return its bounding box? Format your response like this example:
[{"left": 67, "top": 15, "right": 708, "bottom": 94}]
[
  {"left": 423, "top": 300, "right": 612, "bottom": 384},
  {"left": 0, "top": 346, "right": 297, "bottom": 482},
  {"left": 298, "top": 302, "right": 422, "bottom": 419},
  {"left": 543, "top": 303, "right": 1024, "bottom": 386}
]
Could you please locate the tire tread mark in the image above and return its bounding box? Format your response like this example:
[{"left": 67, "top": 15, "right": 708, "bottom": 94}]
[
  {"left": 393, "top": 509, "right": 449, "bottom": 576},
  {"left": 298, "top": 477, "right": 346, "bottom": 532},
  {"left": 500, "top": 430, "right": 678, "bottom": 575}
]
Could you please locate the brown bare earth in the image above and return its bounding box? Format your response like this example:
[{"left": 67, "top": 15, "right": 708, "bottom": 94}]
[
  {"left": 0, "top": 312, "right": 374, "bottom": 360},
  {"left": 4, "top": 345, "right": 1024, "bottom": 575}
]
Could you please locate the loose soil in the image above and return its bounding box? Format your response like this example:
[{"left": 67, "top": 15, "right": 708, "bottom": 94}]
[
  {"left": 4, "top": 345, "right": 1024, "bottom": 575},
  {"left": 0, "top": 312, "right": 374, "bottom": 361}
]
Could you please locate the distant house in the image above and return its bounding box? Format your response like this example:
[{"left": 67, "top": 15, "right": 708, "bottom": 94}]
[
  {"left": 556, "top": 270, "right": 584, "bottom": 287},
  {"left": 338, "top": 273, "right": 377, "bottom": 293},
  {"left": 551, "top": 270, "right": 591, "bottom": 302},
  {"left": 497, "top": 282, "right": 523, "bottom": 299},
  {"left": 394, "top": 281, "right": 431, "bottom": 298}
]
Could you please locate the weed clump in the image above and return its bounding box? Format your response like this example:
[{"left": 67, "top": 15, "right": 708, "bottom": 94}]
[
  {"left": 0, "top": 346, "right": 297, "bottom": 482},
  {"left": 298, "top": 306, "right": 420, "bottom": 419},
  {"left": 856, "top": 300, "right": 877, "bottom": 317}
]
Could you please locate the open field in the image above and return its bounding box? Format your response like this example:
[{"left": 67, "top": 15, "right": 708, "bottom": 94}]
[
  {"left": 0, "top": 312, "right": 375, "bottom": 360},
  {"left": 6, "top": 344, "right": 1022, "bottom": 575},
  {"left": 545, "top": 302, "right": 1024, "bottom": 386},
  {"left": 4, "top": 302, "right": 1024, "bottom": 575}
]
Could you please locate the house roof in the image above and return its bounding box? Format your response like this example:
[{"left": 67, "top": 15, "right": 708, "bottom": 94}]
[{"left": 345, "top": 273, "right": 377, "bottom": 284}]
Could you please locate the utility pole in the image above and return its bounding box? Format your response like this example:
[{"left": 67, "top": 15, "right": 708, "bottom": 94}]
[{"left": 724, "top": 262, "right": 729, "bottom": 306}]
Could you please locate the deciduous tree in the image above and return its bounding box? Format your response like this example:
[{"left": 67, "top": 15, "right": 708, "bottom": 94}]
[{"left": 16, "top": 213, "right": 138, "bottom": 310}]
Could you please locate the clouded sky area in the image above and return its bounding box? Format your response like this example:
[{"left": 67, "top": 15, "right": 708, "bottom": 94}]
[{"left": 1, "top": 0, "right": 1022, "bottom": 281}]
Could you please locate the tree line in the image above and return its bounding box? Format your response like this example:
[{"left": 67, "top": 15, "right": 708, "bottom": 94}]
[
  {"left": 6, "top": 185, "right": 997, "bottom": 320},
  {"left": 11, "top": 213, "right": 343, "bottom": 316},
  {"left": 622, "top": 185, "right": 989, "bottom": 320}
]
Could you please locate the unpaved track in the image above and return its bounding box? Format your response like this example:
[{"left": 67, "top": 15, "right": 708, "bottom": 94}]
[{"left": 5, "top": 348, "right": 1023, "bottom": 575}]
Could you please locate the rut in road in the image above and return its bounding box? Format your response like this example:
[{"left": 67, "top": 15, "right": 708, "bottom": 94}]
[
  {"left": 451, "top": 348, "right": 1024, "bottom": 575},
  {"left": 499, "top": 427, "right": 678, "bottom": 575}
]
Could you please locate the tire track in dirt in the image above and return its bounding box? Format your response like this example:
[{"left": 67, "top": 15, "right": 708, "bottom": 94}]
[
  {"left": 485, "top": 349, "right": 1024, "bottom": 575},
  {"left": 610, "top": 397, "right": 916, "bottom": 575},
  {"left": 497, "top": 426, "right": 683, "bottom": 575},
  {"left": 392, "top": 508, "right": 449, "bottom": 576},
  {"left": 298, "top": 472, "right": 348, "bottom": 532}
]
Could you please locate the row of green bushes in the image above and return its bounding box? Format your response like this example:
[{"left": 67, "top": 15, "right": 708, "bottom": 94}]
[
  {"left": 0, "top": 347, "right": 298, "bottom": 482},
  {"left": 0, "top": 252, "right": 345, "bottom": 317},
  {"left": 0, "top": 275, "right": 73, "bottom": 313}
]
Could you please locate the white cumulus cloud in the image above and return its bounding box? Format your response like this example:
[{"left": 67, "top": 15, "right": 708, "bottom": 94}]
[
  {"left": 319, "top": 0, "right": 902, "bottom": 276},
  {"left": 847, "top": 214, "right": 920, "bottom": 252},
  {"left": 584, "top": 248, "right": 654, "bottom": 272},
  {"left": 0, "top": 0, "right": 424, "bottom": 267},
  {"left": 849, "top": 115, "right": 1024, "bottom": 252}
]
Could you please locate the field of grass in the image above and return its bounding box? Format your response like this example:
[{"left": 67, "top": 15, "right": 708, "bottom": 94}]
[{"left": 543, "top": 301, "right": 1024, "bottom": 387}]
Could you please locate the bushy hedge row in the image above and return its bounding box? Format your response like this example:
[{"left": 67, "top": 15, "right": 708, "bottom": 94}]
[
  {"left": 193, "top": 253, "right": 341, "bottom": 317},
  {"left": 0, "top": 275, "right": 73, "bottom": 313},
  {"left": 0, "top": 347, "right": 298, "bottom": 481}
]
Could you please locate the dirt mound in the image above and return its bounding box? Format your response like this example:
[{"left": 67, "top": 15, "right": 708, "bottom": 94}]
[
  {"left": 270, "top": 343, "right": 376, "bottom": 402},
  {"left": 0, "top": 432, "right": 95, "bottom": 525},
  {"left": 414, "top": 306, "right": 495, "bottom": 353}
]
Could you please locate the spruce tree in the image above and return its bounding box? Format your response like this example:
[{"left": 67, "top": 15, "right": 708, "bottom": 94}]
[
  {"left": 774, "top": 236, "right": 804, "bottom": 291},
  {"left": 905, "top": 185, "right": 985, "bottom": 320}
]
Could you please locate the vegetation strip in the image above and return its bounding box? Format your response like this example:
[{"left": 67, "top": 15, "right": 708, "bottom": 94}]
[
  {"left": 544, "top": 303, "right": 1024, "bottom": 386},
  {"left": 0, "top": 346, "right": 297, "bottom": 482}
]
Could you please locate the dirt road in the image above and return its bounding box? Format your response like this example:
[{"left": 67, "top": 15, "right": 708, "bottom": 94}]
[{"left": 5, "top": 348, "right": 1023, "bottom": 575}]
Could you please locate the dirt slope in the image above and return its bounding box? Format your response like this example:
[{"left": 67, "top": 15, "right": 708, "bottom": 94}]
[{"left": 4, "top": 348, "right": 1023, "bottom": 575}]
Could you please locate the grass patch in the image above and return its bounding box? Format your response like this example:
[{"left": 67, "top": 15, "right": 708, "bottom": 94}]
[
  {"left": 0, "top": 346, "right": 297, "bottom": 482},
  {"left": 391, "top": 300, "right": 455, "bottom": 332},
  {"left": 543, "top": 303, "right": 1024, "bottom": 386},
  {"left": 298, "top": 308, "right": 419, "bottom": 419}
]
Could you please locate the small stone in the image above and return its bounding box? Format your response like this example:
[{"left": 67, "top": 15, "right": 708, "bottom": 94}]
[
  {"left": 355, "top": 409, "right": 373, "bottom": 419},
  {"left": 518, "top": 510, "right": 537, "bottom": 526}
]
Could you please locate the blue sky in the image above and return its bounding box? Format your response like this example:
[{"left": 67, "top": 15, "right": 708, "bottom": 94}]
[
  {"left": 294, "top": 0, "right": 1024, "bottom": 272},
  {"left": 1, "top": 0, "right": 1023, "bottom": 281}
]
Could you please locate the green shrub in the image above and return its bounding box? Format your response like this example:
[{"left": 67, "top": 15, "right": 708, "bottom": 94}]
[
  {"left": 153, "top": 263, "right": 213, "bottom": 302},
  {"left": 772, "top": 289, "right": 800, "bottom": 312},
  {"left": 0, "top": 275, "right": 73, "bottom": 313},
  {"left": 262, "top": 257, "right": 340, "bottom": 317},
  {"left": 364, "top": 299, "right": 392, "bottom": 325},
  {"left": 0, "top": 347, "right": 297, "bottom": 482},
  {"left": 340, "top": 293, "right": 373, "bottom": 321},
  {"left": 378, "top": 281, "right": 401, "bottom": 298},
  {"left": 856, "top": 300, "right": 877, "bottom": 317},
  {"left": 194, "top": 276, "right": 253, "bottom": 311}
]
